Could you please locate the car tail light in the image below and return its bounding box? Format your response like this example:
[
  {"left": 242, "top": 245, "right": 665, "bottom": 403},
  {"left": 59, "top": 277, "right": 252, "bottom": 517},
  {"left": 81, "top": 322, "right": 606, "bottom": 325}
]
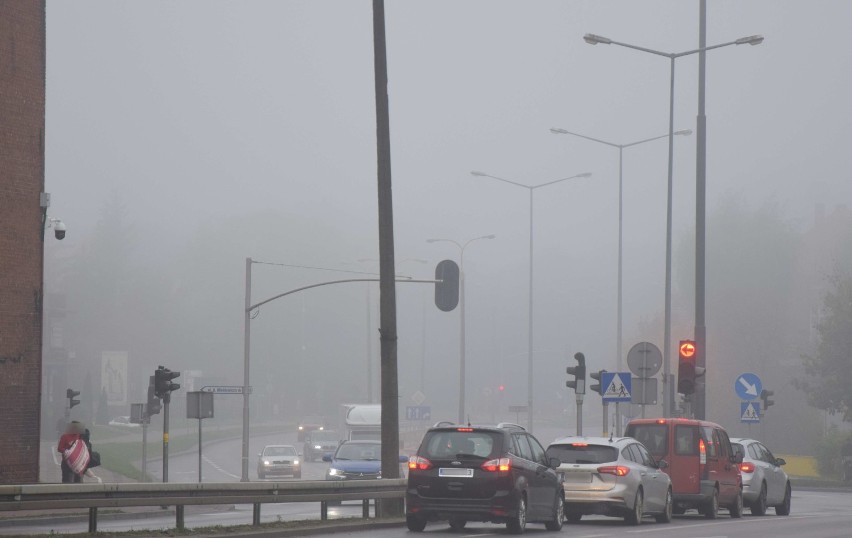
[
  {"left": 456, "top": 428, "right": 473, "bottom": 432},
  {"left": 740, "top": 462, "right": 755, "bottom": 473},
  {"left": 571, "top": 443, "right": 589, "bottom": 447},
  {"left": 408, "top": 456, "right": 433, "bottom": 471},
  {"left": 481, "top": 457, "right": 512, "bottom": 472},
  {"left": 597, "top": 466, "right": 630, "bottom": 477},
  {"left": 656, "top": 419, "right": 666, "bottom": 424}
]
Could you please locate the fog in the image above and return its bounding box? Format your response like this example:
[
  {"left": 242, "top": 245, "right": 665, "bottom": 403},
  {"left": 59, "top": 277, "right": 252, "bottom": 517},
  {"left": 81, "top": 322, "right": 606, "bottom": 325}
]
[{"left": 42, "top": 1, "right": 852, "bottom": 454}]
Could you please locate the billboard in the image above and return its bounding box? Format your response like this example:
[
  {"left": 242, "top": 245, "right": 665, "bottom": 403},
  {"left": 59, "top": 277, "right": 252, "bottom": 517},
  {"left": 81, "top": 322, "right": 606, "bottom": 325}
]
[{"left": 101, "top": 351, "right": 128, "bottom": 405}]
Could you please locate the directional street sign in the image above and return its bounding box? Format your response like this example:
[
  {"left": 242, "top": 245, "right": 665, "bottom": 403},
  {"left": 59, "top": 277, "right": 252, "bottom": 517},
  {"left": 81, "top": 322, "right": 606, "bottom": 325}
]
[
  {"left": 508, "top": 405, "right": 529, "bottom": 413},
  {"left": 200, "top": 385, "right": 251, "bottom": 395},
  {"left": 602, "top": 372, "right": 632, "bottom": 402},
  {"left": 740, "top": 401, "right": 761, "bottom": 423},
  {"left": 406, "top": 406, "right": 431, "bottom": 421},
  {"left": 734, "top": 373, "right": 762, "bottom": 401}
]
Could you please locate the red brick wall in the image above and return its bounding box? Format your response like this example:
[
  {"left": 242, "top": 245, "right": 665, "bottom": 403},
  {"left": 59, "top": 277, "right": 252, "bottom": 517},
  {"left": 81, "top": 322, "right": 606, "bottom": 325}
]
[{"left": 0, "top": 1, "right": 46, "bottom": 485}]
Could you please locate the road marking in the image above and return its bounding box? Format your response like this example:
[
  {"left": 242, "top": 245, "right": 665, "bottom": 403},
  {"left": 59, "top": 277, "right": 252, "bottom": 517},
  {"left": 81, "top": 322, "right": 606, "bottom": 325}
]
[
  {"left": 627, "top": 514, "right": 817, "bottom": 533},
  {"left": 202, "top": 455, "right": 241, "bottom": 479}
]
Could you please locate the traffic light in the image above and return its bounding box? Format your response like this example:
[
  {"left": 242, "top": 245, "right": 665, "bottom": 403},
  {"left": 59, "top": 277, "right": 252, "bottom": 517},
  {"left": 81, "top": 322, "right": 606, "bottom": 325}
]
[
  {"left": 434, "top": 259, "right": 460, "bottom": 312},
  {"left": 498, "top": 384, "right": 505, "bottom": 392},
  {"left": 677, "top": 340, "right": 704, "bottom": 395},
  {"left": 154, "top": 366, "right": 181, "bottom": 398},
  {"left": 590, "top": 369, "right": 607, "bottom": 395},
  {"left": 147, "top": 376, "right": 161, "bottom": 416},
  {"left": 566, "top": 352, "right": 586, "bottom": 395},
  {"left": 66, "top": 388, "right": 80, "bottom": 409},
  {"left": 760, "top": 389, "right": 775, "bottom": 412}
]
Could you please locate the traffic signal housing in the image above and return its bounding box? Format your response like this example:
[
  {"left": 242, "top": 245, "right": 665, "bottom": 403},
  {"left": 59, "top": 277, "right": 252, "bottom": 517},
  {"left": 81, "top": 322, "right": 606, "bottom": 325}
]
[
  {"left": 434, "top": 259, "right": 460, "bottom": 312},
  {"left": 66, "top": 388, "right": 80, "bottom": 409},
  {"left": 154, "top": 366, "right": 181, "bottom": 399},
  {"left": 677, "top": 340, "right": 705, "bottom": 395},
  {"left": 760, "top": 389, "right": 775, "bottom": 412},
  {"left": 590, "top": 369, "right": 607, "bottom": 396},
  {"left": 147, "top": 376, "right": 161, "bottom": 416},
  {"left": 566, "top": 352, "right": 586, "bottom": 395}
]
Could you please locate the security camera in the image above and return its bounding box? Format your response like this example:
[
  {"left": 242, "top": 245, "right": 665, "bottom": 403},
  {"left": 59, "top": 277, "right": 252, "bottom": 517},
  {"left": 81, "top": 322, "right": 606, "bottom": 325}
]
[{"left": 54, "top": 220, "right": 66, "bottom": 240}]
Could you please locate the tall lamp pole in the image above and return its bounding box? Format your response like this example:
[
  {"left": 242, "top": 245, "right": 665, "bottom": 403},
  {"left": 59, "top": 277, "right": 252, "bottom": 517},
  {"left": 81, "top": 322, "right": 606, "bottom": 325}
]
[
  {"left": 583, "top": 32, "right": 763, "bottom": 417},
  {"left": 550, "top": 127, "right": 691, "bottom": 423},
  {"left": 470, "top": 171, "right": 591, "bottom": 431},
  {"left": 426, "top": 236, "right": 495, "bottom": 424}
]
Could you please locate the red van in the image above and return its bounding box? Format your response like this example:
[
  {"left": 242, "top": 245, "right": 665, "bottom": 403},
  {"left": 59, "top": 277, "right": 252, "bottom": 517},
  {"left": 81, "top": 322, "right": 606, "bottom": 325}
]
[{"left": 625, "top": 418, "right": 743, "bottom": 519}]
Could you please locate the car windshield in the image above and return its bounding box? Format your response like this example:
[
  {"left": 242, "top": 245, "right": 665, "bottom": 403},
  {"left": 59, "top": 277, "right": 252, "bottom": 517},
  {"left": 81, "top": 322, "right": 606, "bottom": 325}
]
[
  {"left": 546, "top": 444, "right": 618, "bottom": 464},
  {"left": 311, "top": 431, "right": 338, "bottom": 442},
  {"left": 420, "top": 431, "right": 497, "bottom": 460},
  {"left": 335, "top": 443, "right": 380, "bottom": 460},
  {"left": 301, "top": 416, "right": 323, "bottom": 424},
  {"left": 263, "top": 446, "right": 296, "bottom": 457}
]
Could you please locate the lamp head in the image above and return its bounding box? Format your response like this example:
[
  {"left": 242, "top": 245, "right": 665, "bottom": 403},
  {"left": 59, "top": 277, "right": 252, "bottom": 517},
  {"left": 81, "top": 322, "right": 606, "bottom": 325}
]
[
  {"left": 736, "top": 35, "right": 764, "bottom": 46},
  {"left": 470, "top": 170, "right": 487, "bottom": 177},
  {"left": 550, "top": 128, "right": 569, "bottom": 134},
  {"left": 484, "top": 234, "right": 496, "bottom": 240},
  {"left": 577, "top": 172, "right": 593, "bottom": 178},
  {"left": 584, "top": 33, "right": 612, "bottom": 45},
  {"left": 675, "top": 129, "right": 693, "bottom": 136}
]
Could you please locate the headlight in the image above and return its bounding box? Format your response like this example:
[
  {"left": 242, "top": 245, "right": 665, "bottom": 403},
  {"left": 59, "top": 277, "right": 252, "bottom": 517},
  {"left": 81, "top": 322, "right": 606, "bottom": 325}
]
[
  {"left": 263, "top": 460, "right": 270, "bottom": 466},
  {"left": 298, "top": 426, "right": 304, "bottom": 430},
  {"left": 314, "top": 445, "right": 322, "bottom": 449},
  {"left": 293, "top": 459, "right": 300, "bottom": 466},
  {"left": 328, "top": 467, "right": 344, "bottom": 476},
  {"left": 319, "top": 426, "right": 324, "bottom": 430}
]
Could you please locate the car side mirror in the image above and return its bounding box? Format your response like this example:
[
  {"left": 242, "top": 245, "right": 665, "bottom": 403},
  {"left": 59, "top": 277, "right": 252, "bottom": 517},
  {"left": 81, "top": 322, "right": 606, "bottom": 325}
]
[
  {"left": 732, "top": 452, "right": 744, "bottom": 464},
  {"left": 258, "top": 453, "right": 262, "bottom": 457},
  {"left": 399, "top": 455, "right": 409, "bottom": 463},
  {"left": 322, "top": 454, "right": 333, "bottom": 462},
  {"left": 657, "top": 459, "right": 669, "bottom": 469},
  {"left": 548, "top": 457, "right": 561, "bottom": 469},
  {"left": 775, "top": 458, "right": 786, "bottom": 466}
]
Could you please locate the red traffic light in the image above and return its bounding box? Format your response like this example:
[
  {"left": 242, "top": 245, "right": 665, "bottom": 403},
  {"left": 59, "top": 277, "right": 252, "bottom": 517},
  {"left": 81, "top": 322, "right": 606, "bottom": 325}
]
[
  {"left": 498, "top": 385, "right": 505, "bottom": 392},
  {"left": 679, "top": 340, "right": 696, "bottom": 360}
]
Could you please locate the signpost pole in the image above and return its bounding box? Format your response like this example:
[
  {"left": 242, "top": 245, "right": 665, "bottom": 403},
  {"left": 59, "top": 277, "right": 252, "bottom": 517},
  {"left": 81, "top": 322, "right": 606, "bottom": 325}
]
[
  {"left": 576, "top": 395, "right": 583, "bottom": 436},
  {"left": 198, "top": 418, "right": 202, "bottom": 483},
  {"left": 602, "top": 402, "right": 609, "bottom": 437},
  {"left": 163, "top": 395, "right": 170, "bottom": 483},
  {"left": 141, "top": 420, "right": 148, "bottom": 482}
]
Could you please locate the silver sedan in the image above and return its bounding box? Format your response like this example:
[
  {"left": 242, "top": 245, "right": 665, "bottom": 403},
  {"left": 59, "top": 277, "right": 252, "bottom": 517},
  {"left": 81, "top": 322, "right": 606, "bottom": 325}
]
[
  {"left": 730, "top": 438, "right": 791, "bottom": 516},
  {"left": 546, "top": 436, "right": 672, "bottom": 525}
]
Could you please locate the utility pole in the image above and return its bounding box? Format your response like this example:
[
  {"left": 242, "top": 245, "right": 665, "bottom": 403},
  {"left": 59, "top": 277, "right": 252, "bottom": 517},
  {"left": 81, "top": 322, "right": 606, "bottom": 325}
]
[
  {"left": 694, "top": 0, "right": 708, "bottom": 420},
  {"left": 373, "top": 0, "right": 402, "bottom": 517}
]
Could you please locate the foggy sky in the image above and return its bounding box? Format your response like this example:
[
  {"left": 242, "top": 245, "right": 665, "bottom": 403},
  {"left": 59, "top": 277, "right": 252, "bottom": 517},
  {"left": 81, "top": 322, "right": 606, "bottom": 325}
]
[{"left": 42, "top": 1, "right": 852, "bottom": 431}]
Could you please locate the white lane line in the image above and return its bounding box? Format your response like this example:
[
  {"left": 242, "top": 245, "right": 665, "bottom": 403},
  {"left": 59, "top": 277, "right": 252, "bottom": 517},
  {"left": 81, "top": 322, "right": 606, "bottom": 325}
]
[
  {"left": 626, "top": 514, "right": 817, "bottom": 533},
  {"left": 202, "top": 455, "right": 241, "bottom": 479}
]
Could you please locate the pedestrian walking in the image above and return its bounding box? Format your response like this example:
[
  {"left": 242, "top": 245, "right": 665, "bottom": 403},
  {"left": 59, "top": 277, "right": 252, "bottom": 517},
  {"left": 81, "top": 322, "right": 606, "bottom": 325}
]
[{"left": 57, "top": 421, "right": 83, "bottom": 483}]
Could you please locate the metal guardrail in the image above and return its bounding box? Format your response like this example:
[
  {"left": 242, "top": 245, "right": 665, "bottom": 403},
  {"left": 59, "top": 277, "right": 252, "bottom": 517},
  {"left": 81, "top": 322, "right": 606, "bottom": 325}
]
[{"left": 0, "top": 479, "right": 407, "bottom": 533}]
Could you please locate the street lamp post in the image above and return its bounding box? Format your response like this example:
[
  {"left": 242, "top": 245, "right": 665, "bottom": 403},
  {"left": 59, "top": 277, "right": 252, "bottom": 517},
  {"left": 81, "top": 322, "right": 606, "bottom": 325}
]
[
  {"left": 469, "top": 171, "right": 592, "bottom": 431},
  {"left": 427, "top": 236, "right": 495, "bottom": 424},
  {"left": 584, "top": 32, "right": 762, "bottom": 417},
  {"left": 549, "top": 127, "right": 691, "bottom": 427}
]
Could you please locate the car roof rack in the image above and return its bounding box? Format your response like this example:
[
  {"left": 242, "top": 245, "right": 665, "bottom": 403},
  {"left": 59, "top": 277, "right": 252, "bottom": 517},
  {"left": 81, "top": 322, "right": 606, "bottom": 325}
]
[
  {"left": 496, "top": 422, "right": 526, "bottom": 432},
  {"left": 432, "top": 420, "right": 456, "bottom": 428}
]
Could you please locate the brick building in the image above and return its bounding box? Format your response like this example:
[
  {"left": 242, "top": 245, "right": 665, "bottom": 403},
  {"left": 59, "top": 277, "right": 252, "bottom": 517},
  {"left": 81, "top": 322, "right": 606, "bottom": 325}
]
[{"left": 0, "top": 1, "right": 46, "bottom": 485}]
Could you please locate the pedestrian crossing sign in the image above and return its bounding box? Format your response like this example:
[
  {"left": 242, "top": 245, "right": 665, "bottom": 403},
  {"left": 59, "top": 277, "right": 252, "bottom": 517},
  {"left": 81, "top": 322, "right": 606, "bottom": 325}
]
[
  {"left": 740, "top": 401, "right": 761, "bottom": 423},
  {"left": 602, "top": 372, "right": 632, "bottom": 402}
]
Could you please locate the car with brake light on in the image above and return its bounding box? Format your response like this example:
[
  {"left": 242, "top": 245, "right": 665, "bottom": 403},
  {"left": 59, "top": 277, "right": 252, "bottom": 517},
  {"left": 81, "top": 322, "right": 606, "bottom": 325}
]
[
  {"left": 546, "top": 436, "right": 673, "bottom": 525},
  {"left": 297, "top": 415, "right": 325, "bottom": 441},
  {"left": 406, "top": 422, "right": 564, "bottom": 534},
  {"left": 257, "top": 444, "right": 301, "bottom": 479},
  {"left": 625, "top": 418, "right": 743, "bottom": 519},
  {"left": 304, "top": 430, "right": 340, "bottom": 462},
  {"left": 730, "top": 438, "right": 791, "bottom": 516}
]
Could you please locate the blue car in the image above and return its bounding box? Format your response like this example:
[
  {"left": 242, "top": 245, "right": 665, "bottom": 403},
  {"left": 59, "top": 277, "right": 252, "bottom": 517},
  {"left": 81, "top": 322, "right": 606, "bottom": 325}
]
[{"left": 323, "top": 440, "right": 408, "bottom": 480}]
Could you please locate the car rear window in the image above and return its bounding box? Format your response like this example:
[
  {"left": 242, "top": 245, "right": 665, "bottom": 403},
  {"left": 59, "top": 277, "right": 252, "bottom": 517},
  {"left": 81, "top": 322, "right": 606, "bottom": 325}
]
[
  {"left": 546, "top": 444, "right": 618, "bottom": 464},
  {"left": 675, "top": 425, "right": 700, "bottom": 455},
  {"left": 626, "top": 424, "right": 669, "bottom": 457},
  {"left": 420, "top": 431, "right": 498, "bottom": 459}
]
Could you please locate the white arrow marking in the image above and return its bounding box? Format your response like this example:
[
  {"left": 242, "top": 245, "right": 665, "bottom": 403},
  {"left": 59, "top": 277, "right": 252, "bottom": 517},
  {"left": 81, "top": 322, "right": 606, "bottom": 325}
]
[{"left": 738, "top": 377, "right": 758, "bottom": 396}]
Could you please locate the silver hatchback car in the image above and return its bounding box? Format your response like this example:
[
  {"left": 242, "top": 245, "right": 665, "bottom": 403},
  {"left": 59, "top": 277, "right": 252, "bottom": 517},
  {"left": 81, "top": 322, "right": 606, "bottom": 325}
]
[
  {"left": 546, "top": 436, "right": 672, "bottom": 525},
  {"left": 730, "top": 438, "right": 791, "bottom": 516}
]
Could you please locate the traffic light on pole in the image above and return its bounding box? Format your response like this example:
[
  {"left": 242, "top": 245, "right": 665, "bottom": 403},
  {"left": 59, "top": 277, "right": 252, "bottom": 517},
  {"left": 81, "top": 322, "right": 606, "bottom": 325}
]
[
  {"left": 66, "top": 388, "right": 80, "bottom": 409},
  {"left": 590, "top": 369, "right": 607, "bottom": 396},
  {"left": 434, "top": 259, "right": 460, "bottom": 312},
  {"left": 677, "top": 340, "right": 702, "bottom": 395},
  {"left": 760, "top": 389, "right": 774, "bottom": 412},
  {"left": 154, "top": 366, "right": 181, "bottom": 398},
  {"left": 566, "top": 352, "right": 586, "bottom": 395},
  {"left": 147, "top": 376, "right": 161, "bottom": 416}
]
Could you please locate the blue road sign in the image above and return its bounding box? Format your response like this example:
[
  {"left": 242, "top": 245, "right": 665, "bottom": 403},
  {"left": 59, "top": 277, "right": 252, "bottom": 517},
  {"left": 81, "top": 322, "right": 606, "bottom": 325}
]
[
  {"left": 734, "top": 373, "right": 762, "bottom": 401},
  {"left": 602, "top": 372, "right": 632, "bottom": 402},
  {"left": 740, "top": 401, "right": 761, "bottom": 423},
  {"left": 406, "top": 406, "right": 431, "bottom": 421}
]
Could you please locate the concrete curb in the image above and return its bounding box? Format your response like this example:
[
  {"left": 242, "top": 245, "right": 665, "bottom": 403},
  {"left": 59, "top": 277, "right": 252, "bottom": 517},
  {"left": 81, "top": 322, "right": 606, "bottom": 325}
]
[{"left": 192, "top": 517, "right": 406, "bottom": 538}]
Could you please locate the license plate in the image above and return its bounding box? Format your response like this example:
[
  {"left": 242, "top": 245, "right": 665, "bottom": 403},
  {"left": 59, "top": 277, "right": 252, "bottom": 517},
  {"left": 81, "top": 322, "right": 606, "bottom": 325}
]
[
  {"left": 561, "top": 472, "right": 592, "bottom": 483},
  {"left": 439, "top": 468, "right": 474, "bottom": 478}
]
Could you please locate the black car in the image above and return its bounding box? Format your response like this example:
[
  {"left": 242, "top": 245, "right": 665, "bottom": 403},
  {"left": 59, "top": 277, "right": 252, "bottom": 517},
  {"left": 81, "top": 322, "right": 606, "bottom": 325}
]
[{"left": 406, "top": 422, "right": 563, "bottom": 534}]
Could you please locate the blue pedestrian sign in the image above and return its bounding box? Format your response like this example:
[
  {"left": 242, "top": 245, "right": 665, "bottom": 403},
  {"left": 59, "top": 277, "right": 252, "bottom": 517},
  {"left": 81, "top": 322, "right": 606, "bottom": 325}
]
[
  {"left": 406, "top": 406, "right": 431, "bottom": 421},
  {"left": 740, "top": 401, "right": 761, "bottom": 423},
  {"left": 734, "top": 373, "right": 762, "bottom": 401},
  {"left": 602, "top": 372, "right": 632, "bottom": 402}
]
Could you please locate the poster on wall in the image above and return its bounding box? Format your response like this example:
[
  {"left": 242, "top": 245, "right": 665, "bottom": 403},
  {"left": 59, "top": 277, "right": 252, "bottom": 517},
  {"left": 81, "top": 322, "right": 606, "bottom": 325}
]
[{"left": 101, "top": 351, "right": 128, "bottom": 405}]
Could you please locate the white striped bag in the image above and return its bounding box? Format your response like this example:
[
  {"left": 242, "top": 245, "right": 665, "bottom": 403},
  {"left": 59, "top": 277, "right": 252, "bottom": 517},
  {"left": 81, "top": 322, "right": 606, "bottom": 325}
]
[{"left": 63, "top": 439, "right": 91, "bottom": 476}]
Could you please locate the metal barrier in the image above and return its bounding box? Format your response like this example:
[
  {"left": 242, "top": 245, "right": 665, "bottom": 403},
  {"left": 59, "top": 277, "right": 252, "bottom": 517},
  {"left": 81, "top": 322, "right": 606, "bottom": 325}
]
[{"left": 0, "top": 479, "right": 407, "bottom": 533}]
